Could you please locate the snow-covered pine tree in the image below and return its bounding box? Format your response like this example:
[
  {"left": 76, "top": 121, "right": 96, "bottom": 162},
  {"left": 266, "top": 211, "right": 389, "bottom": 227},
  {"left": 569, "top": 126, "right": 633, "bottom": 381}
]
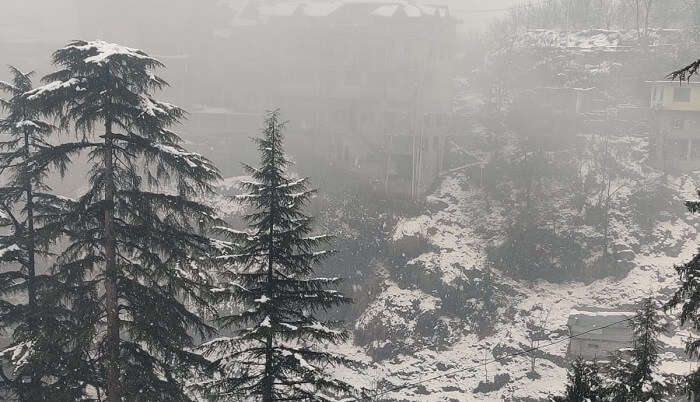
[
  {"left": 556, "top": 356, "right": 603, "bottom": 402},
  {"left": 197, "top": 110, "right": 355, "bottom": 401},
  {"left": 628, "top": 297, "right": 667, "bottom": 400},
  {"left": 25, "top": 40, "right": 222, "bottom": 401},
  {"left": 607, "top": 297, "right": 667, "bottom": 401},
  {"left": 667, "top": 193, "right": 700, "bottom": 396},
  {"left": 669, "top": 59, "right": 700, "bottom": 81},
  {"left": 0, "top": 66, "right": 91, "bottom": 401}
]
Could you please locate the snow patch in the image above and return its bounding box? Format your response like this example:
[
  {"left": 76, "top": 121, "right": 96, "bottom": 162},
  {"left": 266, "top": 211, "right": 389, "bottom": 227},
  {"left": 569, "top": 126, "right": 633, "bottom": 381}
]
[{"left": 66, "top": 40, "right": 158, "bottom": 65}]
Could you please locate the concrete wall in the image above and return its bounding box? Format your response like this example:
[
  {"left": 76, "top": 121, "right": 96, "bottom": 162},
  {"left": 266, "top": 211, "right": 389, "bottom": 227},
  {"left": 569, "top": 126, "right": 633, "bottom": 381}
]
[
  {"left": 651, "top": 110, "right": 700, "bottom": 171},
  {"left": 222, "top": 6, "right": 456, "bottom": 199}
]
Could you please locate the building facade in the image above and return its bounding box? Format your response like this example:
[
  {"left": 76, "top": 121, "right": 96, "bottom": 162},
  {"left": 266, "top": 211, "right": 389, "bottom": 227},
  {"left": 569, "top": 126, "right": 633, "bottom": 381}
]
[
  {"left": 567, "top": 309, "right": 634, "bottom": 361},
  {"left": 648, "top": 81, "right": 700, "bottom": 171},
  {"left": 225, "top": 0, "right": 458, "bottom": 199},
  {"left": 6, "top": 0, "right": 457, "bottom": 199}
]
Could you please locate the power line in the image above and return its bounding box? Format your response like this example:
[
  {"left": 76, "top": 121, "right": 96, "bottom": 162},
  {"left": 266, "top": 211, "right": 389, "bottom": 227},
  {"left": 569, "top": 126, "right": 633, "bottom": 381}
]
[{"left": 355, "top": 315, "right": 635, "bottom": 401}]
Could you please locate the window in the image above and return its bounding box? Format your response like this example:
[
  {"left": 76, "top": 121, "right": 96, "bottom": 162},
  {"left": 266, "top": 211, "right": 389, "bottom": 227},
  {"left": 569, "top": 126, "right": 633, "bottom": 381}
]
[
  {"left": 691, "top": 140, "right": 700, "bottom": 160},
  {"left": 673, "top": 87, "right": 691, "bottom": 102},
  {"left": 672, "top": 119, "right": 685, "bottom": 130}
]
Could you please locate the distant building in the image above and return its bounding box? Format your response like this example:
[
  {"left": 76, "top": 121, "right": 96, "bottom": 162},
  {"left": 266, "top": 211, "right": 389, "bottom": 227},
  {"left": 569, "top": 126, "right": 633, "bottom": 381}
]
[
  {"left": 20, "top": 0, "right": 458, "bottom": 200},
  {"left": 648, "top": 81, "right": 700, "bottom": 171},
  {"left": 538, "top": 87, "right": 596, "bottom": 116},
  {"left": 221, "top": 0, "right": 458, "bottom": 199},
  {"left": 567, "top": 309, "right": 634, "bottom": 360}
]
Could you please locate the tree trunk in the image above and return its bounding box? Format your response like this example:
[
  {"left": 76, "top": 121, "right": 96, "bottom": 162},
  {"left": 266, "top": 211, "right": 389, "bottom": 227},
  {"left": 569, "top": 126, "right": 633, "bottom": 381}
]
[
  {"left": 263, "top": 243, "right": 274, "bottom": 402},
  {"left": 23, "top": 129, "right": 38, "bottom": 392},
  {"left": 104, "top": 118, "right": 121, "bottom": 402},
  {"left": 263, "top": 133, "right": 277, "bottom": 402},
  {"left": 603, "top": 177, "right": 612, "bottom": 261}
]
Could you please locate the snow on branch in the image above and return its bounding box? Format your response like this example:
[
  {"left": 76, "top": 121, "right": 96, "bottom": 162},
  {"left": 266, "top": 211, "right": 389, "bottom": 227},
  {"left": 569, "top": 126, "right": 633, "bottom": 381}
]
[
  {"left": 668, "top": 59, "right": 700, "bottom": 82},
  {"left": 14, "top": 120, "right": 41, "bottom": 130},
  {"left": 25, "top": 78, "right": 83, "bottom": 100},
  {"left": 212, "top": 226, "right": 250, "bottom": 237},
  {"left": 140, "top": 96, "right": 178, "bottom": 118},
  {"left": 198, "top": 336, "right": 235, "bottom": 349},
  {"left": 65, "top": 40, "right": 159, "bottom": 65},
  {"left": 277, "top": 178, "right": 307, "bottom": 189},
  {"left": 0, "top": 340, "right": 35, "bottom": 372},
  {"left": 152, "top": 143, "right": 207, "bottom": 170},
  {"left": 303, "top": 321, "right": 342, "bottom": 337},
  {"left": 280, "top": 322, "right": 298, "bottom": 331},
  {"left": 254, "top": 295, "right": 270, "bottom": 304},
  {"left": 0, "top": 244, "right": 20, "bottom": 258},
  {"left": 0, "top": 80, "right": 18, "bottom": 92},
  {"left": 233, "top": 193, "right": 261, "bottom": 201}
]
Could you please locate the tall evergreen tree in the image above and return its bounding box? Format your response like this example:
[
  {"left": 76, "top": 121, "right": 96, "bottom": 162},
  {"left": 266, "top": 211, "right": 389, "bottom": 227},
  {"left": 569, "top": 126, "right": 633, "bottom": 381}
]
[
  {"left": 556, "top": 356, "right": 603, "bottom": 402},
  {"left": 668, "top": 193, "right": 700, "bottom": 399},
  {"left": 26, "top": 40, "right": 222, "bottom": 401},
  {"left": 0, "top": 66, "right": 91, "bottom": 401},
  {"left": 627, "top": 297, "right": 666, "bottom": 400},
  {"left": 196, "top": 110, "right": 354, "bottom": 401},
  {"left": 606, "top": 297, "right": 667, "bottom": 401}
]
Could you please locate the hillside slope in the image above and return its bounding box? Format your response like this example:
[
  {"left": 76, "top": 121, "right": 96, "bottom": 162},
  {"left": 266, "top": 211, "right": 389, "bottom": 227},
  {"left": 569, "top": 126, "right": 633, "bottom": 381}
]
[{"left": 336, "top": 172, "right": 700, "bottom": 401}]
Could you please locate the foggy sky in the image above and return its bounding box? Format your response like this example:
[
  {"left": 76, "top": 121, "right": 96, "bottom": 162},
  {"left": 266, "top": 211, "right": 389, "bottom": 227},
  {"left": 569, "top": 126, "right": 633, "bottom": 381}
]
[{"left": 0, "top": 0, "right": 530, "bottom": 42}]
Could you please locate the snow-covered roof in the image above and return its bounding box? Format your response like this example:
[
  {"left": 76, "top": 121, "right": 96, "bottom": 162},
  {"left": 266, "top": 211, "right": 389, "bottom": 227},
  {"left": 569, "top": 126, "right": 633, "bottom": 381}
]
[
  {"left": 234, "top": 0, "right": 453, "bottom": 25},
  {"left": 567, "top": 309, "right": 635, "bottom": 329},
  {"left": 65, "top": 40, "right": 158, "bottom": 65},
  {"left": 540, "top": 86, "right": 596, "bottom": 93}
]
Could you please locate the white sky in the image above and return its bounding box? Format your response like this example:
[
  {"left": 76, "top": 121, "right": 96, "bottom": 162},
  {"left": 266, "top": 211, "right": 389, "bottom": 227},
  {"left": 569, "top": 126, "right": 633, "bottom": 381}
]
[{"left": 0, "top": 0, "right": 531, "bottom": 41}]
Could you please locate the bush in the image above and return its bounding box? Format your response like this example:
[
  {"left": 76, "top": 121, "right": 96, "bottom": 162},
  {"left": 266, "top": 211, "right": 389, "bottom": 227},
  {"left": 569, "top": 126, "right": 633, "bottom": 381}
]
[
  {"left": 487, "top": 223, "right": 585, "bottom": 281},
  {"left": 473, "top": 373, "right": 511, "bottom": 394}
]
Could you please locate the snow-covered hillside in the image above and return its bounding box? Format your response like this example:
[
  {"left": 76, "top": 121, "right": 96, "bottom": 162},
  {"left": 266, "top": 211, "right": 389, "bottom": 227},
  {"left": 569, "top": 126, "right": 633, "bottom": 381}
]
[{"left": 334, "top": 172, "right": 700, "bottom": 401}]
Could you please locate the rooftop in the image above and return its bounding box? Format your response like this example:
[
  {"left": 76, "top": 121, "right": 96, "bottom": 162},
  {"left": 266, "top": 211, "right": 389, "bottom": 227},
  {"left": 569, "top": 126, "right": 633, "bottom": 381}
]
[
  {"left": 567, "top": 309, "right": 634, "bottom": 329},
  {"left": 234, "top": 0, "right": 455, "bottom": 25}
]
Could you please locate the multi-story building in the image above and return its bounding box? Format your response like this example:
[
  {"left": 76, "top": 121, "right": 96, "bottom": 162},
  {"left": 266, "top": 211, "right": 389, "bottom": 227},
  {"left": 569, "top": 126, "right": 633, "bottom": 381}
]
[
  {"left": 3, "top": 0, "right": 457, "bottom": 199},
  {"left": 648, "top": 81, "right": 700, "bottom": 171},
  {"left": 221, "top": 0, "right": 458, "bottom": 199}
]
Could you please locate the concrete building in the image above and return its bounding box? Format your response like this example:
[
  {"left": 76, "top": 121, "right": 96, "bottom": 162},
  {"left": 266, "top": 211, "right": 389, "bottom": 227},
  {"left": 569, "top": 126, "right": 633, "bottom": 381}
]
[
  {"left": 648, "top": 81, "right": 700, "bottom": 171},
  {"left": 221, "top": 0, "right": 458, "bottom": 199},
  {"left": 2, "top": 0, "right": 458, "bottom": 199},
  {"left": 567, "top": 309, "right": 634, "bottom": 361}
]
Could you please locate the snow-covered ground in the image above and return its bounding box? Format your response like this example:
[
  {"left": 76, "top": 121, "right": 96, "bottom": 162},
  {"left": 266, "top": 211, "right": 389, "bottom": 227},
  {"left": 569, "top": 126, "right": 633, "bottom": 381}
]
[{"left": 336, "top": 172, "right": 700, "bottom": 401}]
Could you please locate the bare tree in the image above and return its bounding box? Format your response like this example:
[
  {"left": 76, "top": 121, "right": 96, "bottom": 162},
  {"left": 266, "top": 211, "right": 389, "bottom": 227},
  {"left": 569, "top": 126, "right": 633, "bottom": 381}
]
[
  {"left": 593, "top": 134, "right": 626, "bottom": 261},
  {"left": 525, "top": 304, "right": 552, "bottom": 376}
]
